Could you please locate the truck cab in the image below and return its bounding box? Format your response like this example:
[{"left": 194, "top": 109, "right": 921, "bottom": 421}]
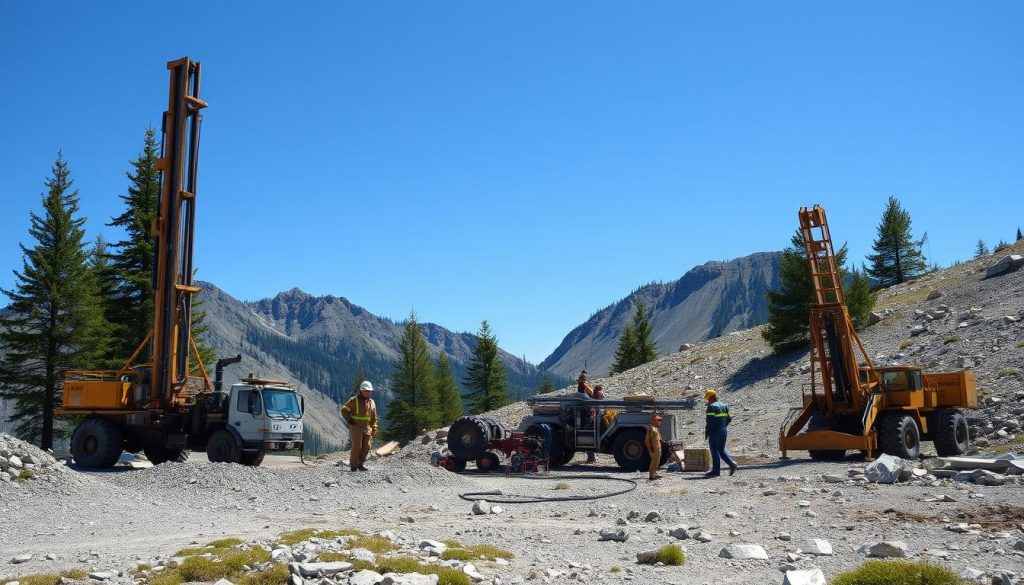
[{"left": 228, "top": 383, "right": 304, "bottom": 451}]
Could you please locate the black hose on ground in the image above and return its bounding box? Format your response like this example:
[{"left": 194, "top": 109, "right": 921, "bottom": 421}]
[{"left": 458, "top": 473, "right": 638, "bottom": 504}]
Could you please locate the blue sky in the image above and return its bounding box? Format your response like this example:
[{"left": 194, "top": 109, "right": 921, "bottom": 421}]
[{"left": 1, "top": 2, "right": 1021, "bottom": 363}]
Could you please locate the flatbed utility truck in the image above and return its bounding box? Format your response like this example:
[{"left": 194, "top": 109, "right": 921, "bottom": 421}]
[
  {"left": 58, "top": 57, "right": 304, "bottom": 467},
  {"left": 779, "top": 205, "right": 976, "bottom": 461}
]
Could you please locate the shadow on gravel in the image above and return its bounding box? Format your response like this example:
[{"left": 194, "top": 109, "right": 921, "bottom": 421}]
[
  {"left": 722, "top": 350, "right": 799, "bottom": 391},
  {"left": 64, "top": 463, "right": 143, "bottom": 473}
]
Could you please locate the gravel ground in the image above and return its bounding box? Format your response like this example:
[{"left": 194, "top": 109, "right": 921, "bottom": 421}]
[{"left": 2, "top": 244, "right": 1023, "bottom": 584}]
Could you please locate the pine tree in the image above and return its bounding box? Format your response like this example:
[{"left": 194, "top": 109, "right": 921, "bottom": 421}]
[
  {"left": 0, "top": 154, "right": 108, "bottom": 448},
  {"left": 433, "top": 352, "right": 463, "bottom": 426},
  {"left": 463, "top": 320, "right": 510, "bottom": 414},
  {"left": 1017, "top": 227, "right": 1023, "bottom": 242},
  {"left": 975, "top": 240, "right": 989, "bottom": 258},
  {"left": 107, "top": 128, "right": 160, "bottom": 362},
  {"left": 845, "top": 265, "right": 877, "bottom": 329},
  {"left": 762, "top": 231, "right": 854, "bottom": 353},
  {"left": 610, "top": 324, "right": 637, "bottom": 375},
  {"left": 537, "top": 374, "right": 556, "bottom": 394},
  {"left": 866, "top": 196, "right": 927, "bottom": 287},
  {"left": 384, "top": 312, "right": 439, "bottom": 440},
  {"left": 631, "top": 300, "right": 658, "bottom": 366}
]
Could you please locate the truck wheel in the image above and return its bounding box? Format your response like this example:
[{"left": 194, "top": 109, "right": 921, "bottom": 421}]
[
  {"left": 476, "top": 451, "right": 500, "bottom": 473},
  {"left": 449, "top": 416, "right": 489, "bottom": 461},
  {"left": 144, "top": 447, "right": 189, "bottom": 464},
  {"left": 71, "top": 417, "right": 123, "bottom": 468},
  {"left": 934, "top": 409, "right": 970, "bottom": 456},
  {"left": 445, "top": 457, "right": 467, "bottom": 472},
  {"left": 612, "top": 429, "right": 651, "bottom": 472},
  {"left": 240, "top": 451, "right": 265, "bottom": 467},
  {"left": 879, "top": 414, "right": 921, "bottom": 459},
  {"left": 808, "top": 450, "right": 847, "bottom": 461},
  {"left": 560, "top": 448, "right": 576, "bottom": 466},
  {"left": 206, "top": 430, "right": 241, "bottom": 463}
]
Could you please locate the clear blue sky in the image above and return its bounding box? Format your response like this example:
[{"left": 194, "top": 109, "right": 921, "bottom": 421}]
[{"left": 1, "top": 2, "right": 1021, "bottom": 363}]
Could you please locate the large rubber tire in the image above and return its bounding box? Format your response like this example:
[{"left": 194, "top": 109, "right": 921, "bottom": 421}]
[
  {"left": 71, "top": 417, "right": 123, "bottom": 468},
  {"left": 476, "top": 451, "right": 500, "bottom": 473},
  {"left": 447, "top": 457, "right": 467, "bottom": 472},
  {"left": 240, "top": 451, "right": 266, "bottom": 467},
  {"left": 612, "top": 429, "right": 651, "bottom": 472},
  {"left": 808, "top": 449, "right": 847, "bottom": 461},
  {"left": 934, "top": 409, "right": 970, "bottom": 456},
  {"left": 144, "top": 448, "right": 189, "bottom": 465},
  {"left": 526, "top": 424, "right": 564, "bottom": 468},
  {"left": 206, "top": 430, "right": 241, "bottom": 463},
  {"left": 879, "top": 413, "right": 921, "bottom": 459},
  {"left": 448, "top": 417, "right": 489, "bottom": 462},
  {"left": 560, "top": 448, "right": 576, "bottom": 466}
]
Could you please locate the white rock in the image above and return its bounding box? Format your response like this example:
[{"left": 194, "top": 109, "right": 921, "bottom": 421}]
[
  {"left": 292, "top": 561, "right": 353, "bottom": 577},
  {"left": 88, "top": 572, "right": 114, "bottom": 581},
  {"left": 865, "top": 454, "right": 911, "bottom": 483},
  {"left": 419, "top": 540, "right": 447, "bottom": 555},
  {"left": 349, "top": 570, "right": 384, "bottom": 585},
  {"left": 718, "top": 544, "right": 769, "bottom": 560},
  {"left": 380, "top": 574, "right": 438, "bottom": 585},
  {"left": 8, "top": 455, "right": 22, "bottom": 469},
  {"left": 490, "top": 505, "right": 504, "bottom": 514},
  {"left": 11, "top": 554, "right": 32, "bottom": 564},
  {"left": 960, "top": 567, "right": 985, "bottom": 580},
  {"left": 349, "top": 548, "right": 377, "bottom": 564},
  {"left": 799, "top": 539, "right": 833, "bottom": 556},
  {"left": 213, "top": 579, "right": 234, "bottom": 585},
  {"left": 472, "top": 500, "right": 491, "bottom": 515},
  {"left": 783, "top": 568, "right": 826, "bottom": 585}
]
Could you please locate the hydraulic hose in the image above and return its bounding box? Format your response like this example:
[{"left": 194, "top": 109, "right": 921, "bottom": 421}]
[{"left": 458, "top": 473, "right": 638, "bottom": 504}]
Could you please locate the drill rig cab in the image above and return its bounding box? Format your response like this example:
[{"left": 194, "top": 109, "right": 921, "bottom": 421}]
[
  {"left": 59, "top": 57, "right": 304, "bottom": 467},
  {"left": 778, "top": 205, "right": 976, "bottom": 461}
]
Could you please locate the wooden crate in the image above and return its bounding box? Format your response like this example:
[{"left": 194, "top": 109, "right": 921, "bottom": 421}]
[{"left": 683, "top": 447, "right": 711, "bottom": 472}]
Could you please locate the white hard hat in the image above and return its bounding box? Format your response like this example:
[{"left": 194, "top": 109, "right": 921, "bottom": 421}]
[{"left": 359, "top": 381, "right": 374, "bottom": 392}]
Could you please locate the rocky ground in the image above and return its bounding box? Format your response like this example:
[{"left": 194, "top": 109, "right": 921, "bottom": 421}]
[{"left": 2, "top": 244, "right": 1023, "bottom": 585}]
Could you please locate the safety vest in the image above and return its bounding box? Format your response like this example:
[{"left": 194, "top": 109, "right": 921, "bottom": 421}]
[
  {"left": 705, "top": 401, "right": 731, "bottom": 434},
  {"left": 343, "top": 396, "right": 374, "bottom": 423},
  {"left": 645, "top": 426, "right": 662, "bottom": 451}
]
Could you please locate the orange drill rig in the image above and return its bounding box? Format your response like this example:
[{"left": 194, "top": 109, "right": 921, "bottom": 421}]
[{"left": 779, "top": 204, "right": 976, "bottom": 461}]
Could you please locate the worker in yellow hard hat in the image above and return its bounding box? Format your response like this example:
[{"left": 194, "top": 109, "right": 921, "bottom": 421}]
[{"left": 703, "top": 389, "right": 737, "bottom": 478}]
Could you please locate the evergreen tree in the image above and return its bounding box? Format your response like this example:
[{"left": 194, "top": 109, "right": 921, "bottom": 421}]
[
  {"left": 433, "top": 352, "right": 463, "bottom": 426},
  {"left": 537, "top": 373, "right": 556, "bottom": 394},
  {"left": 1017, "top": 227, "right": 1023, "bottom": 242},
  {"left": 845, "top": 265, "right": 877, "bottom": 329},
  {"left": 384, "top": 312, "right": 439, "bottom": 440},
  {"left": 631, "top": 300, "right": 658, "bottom": 366},
  {"left": 463, "top": 320, "right": 510, "bottom": 414},
  {"left": 974, "top": 240, "right": 989, "bottom": 257},
  {"left": 89, "top": 235, "right": 119, "bottom": 369},
  {"left": 189, "top": 291, "right": 217, "bottom": 374},
  {"left": 762, "top": 231, "right": 853, "bottom": 353},
  {"left": 866, "top": 196, "right": 927, "bottom": 287},
  {"left": 0, "top": 154, "right": 108, "bottom": 448},
  {"left": 107, "top": 128, "right": 160, "bottom": 361},
  {"left": 610, "top": 324, "right": 637, "bottom": 375}
]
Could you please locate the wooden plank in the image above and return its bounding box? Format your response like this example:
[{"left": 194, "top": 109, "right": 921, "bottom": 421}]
[{"left": 375, "top": 441, "right": 400, "bottom": 457}]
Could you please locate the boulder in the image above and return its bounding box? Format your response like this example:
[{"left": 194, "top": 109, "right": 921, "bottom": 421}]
[
  {"left": 668, "top": 526, "right": 690, "bottom": 540},
  {"left": 865, "top": 454, "right": 911, "bottom": 483},
  {"left": 799, "top": 539, "right": 833, "bottom": 556},
  {"left": 986, "top": 254, "right": 1024, "bottom": 278},
  {"left": 644, "top": 510, "right": 661, "bottom": 522},
  {"left": 88, "top": 573, "right": 114, "bottom": 581},
  {"left": 927, "top": 290, "right": 942, "bottom": 300},
  {"left": 349, "top": 548, "right": 377, "bottom": 564},
  {"left": 471, "top": 500, "right": 491, "bottom": 515},
  {"left": 718, "top": 544, "right": 769, "bottom": 560},
  {"left": 867, "top": 541, "right": 908, "bottom": 558},
  {"left": 290, "top": 561, "right": 354, "bottom": 578},
  {"left": 679, "top": 343, "right": 694, "bottom": 351},
  {"left": 868, "top": 312, "right": 883, "bottom": 326},
  {"left": 11, "top": 554, "right": 32, "bottom": 564},
  {"left": 380, "top": 574, "right": 439, "bottom": 585},
  {"left": 349, "top": 570, "right": 384, "bottom": 585},
  {"left": 598, "top": 528, "right": 627, "bottom": 542},
  {"left": 783, "top": 569, "right": 827, "bottom": 585}
]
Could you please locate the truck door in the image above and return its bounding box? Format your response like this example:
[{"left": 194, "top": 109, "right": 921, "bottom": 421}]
[{"left": 229, "top": 387, "right": 265, "bottom": 442}]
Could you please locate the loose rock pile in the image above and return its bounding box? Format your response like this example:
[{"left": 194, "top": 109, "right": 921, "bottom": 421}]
[{"left": 0, "top": 434, "right": 61, "bottom": 483}]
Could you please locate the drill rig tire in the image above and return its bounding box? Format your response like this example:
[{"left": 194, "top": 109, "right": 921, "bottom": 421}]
[
  {"left": 476, "top": 451, "right": 500, "bottom": 473},
  {"left": 934, "top": 409, "right": 970, "bottom": 456},
  {"left": 70, "top": 417, "right": 124, "bottom": 468},
  {"left": 206, "top": 430, "right": 241, "bottom": 463},
  {"left": 144, "top": 447, "right": 190, "bottom": 464},
  {"left": 449, "top": 416, "right": 490, "bottom": 461},
  {"left": 612, "top": 429, "right": 650, "bottom": 472},
  {"left": 240, "top": 451, "right": 266, "bottom": 467},
  {"left": 879, "top": 413, "right": 921, "bottom": 459}
]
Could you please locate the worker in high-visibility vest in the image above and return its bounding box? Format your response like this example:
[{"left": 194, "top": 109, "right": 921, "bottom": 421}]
[
  {"left": 704, "top": 389, "right": 737, "bottom": 477},
  {"left": 342, "top": 380, "right": 378, "bottom": 471},
  {"left": 645, "top": 413, "right": 664, "bottom": 481}
]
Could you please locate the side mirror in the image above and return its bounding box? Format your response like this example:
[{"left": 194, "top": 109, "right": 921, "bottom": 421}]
[{"left": 300, "top": 395, "right": 305, "bottom": 414}]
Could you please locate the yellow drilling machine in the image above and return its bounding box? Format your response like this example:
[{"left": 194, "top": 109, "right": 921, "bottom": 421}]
[
  {"left": 58, "top": 57, "right": 305, "bottom": 467},
  {"left": 779, "top": 204, "right": 976, "bottom": 461}
]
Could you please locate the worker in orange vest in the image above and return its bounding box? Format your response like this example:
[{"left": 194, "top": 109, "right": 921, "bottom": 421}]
[
  {"left": 342, "top": 381, "right": 378, "bottom": 471},
  {"left": 645, "top": 413, "right": 664, "bottom": 481}
]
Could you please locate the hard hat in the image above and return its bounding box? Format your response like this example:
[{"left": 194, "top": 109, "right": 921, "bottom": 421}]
[
  {"left": 359, "top": 381, "right": 374, "bottom": 392},
  {"left": 652, "top": 413, "right": 663, "bottom": 422},
  {"left": 704, "top": 388, "right": 717, "bottom": 399}
]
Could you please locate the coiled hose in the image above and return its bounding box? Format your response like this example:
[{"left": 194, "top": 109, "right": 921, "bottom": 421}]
[{"left": 458, "top": 473, "right": 638, "bottom": 504}]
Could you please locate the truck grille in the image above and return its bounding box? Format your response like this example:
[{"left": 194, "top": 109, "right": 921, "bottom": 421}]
[{"left": 270, "top": 432, "right": 302, "bottom": 441}]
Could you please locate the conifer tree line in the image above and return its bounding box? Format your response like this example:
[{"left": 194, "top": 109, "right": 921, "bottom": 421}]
[
  {"left": 0, "top": 131, "right": 214, "bottom": 449},
  {"left": 383, "top": 315, "right": 510, "bottom": 441},
  {"left": 610, "top": 299, "right": 658, "bottom": 375}
]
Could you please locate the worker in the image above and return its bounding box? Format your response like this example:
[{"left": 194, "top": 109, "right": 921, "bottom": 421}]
[
  {"left": 577, "top": 370, "right": 593, "bottom": 396},
  {"left": 596, "top": 386, "right": 618, "bottom": 430},
  {"left": 341, "top": 380, "right": 378, "bottom": 472},
  {"left": 703, "top": 389, "right": 737, "bottom": 477},
  {"left": 645, "top": 413, "right": 664, "bottom": 480},
  {"left": 584, "top": 384, "right": 608, "bottom": 463}
]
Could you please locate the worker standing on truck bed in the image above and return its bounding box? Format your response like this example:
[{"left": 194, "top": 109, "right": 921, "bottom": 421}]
[
  {"left": 704, "top": 389, "right": 737, "bottom": 477},
  {"left": 646, "top": 414, "right": 664, "bottom": 481},
  {"left": 342, "top": 381, "right": 378, "bottom": 472}
]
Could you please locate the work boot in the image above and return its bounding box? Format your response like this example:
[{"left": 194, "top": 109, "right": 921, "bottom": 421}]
[
  {"left": 350, "top": 466, "right": 358, "bottom": 472},
  {"left": 649, "top": 474, "right": 664, "bottom": 481},
  {"left": 729, "top": 464, "right": 738, "bottom": 476},
  {"left": 357, "top": 465, "right": 369, "bottom": 472},
  {"left": 703, "top": 471, "right": 720, "bottom": 478}
]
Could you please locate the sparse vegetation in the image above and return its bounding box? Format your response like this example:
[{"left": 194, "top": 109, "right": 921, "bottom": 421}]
[
  {"left": 998, "top": 369, "right": 1021, "bottom": 378},
  {"left": 207, "top": 538, "right": 244, "bottom": 548},
  {"left": 1016, "top": 341, "right": 1024, "bottom": 348},
  {"left": 12, "top": 570, "right": 88, "bottom": 585},
  {"left": 375, "top": 556, "right": 471, "bottom": 585},
  {"left": 277, "top": 528, "right": 359, "bottom": 545},
  {"left": 900, "top": 340, "right": 914, "bottom": 349},
  {"left": 441, "top": 544, "right": 514, "bottom": 562},
  {"left": 943, "top": 336, "right": 961, "bottom": 344},
  {"left": 236, "top": 564, "right": 289, "bottom": 585},
  {"left": 346, "top": 534, "right": 396, "bottom": 553},
  {"left": 831, "top": 560, "right": 965, "bottom": 585},
  {"left": 553, "top": 481, "right": 570, "bottom": 490},
  {"left": 610, "top": 566, "right": 622, "bottom": 573},
  {"left": 638, "top": 544, "right": 685, "bottom": 566},
  {"left": 18, "top": 468, "right": 35, "bottom": 480}
]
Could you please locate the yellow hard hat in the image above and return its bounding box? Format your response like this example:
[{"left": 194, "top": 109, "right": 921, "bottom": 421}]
[{"left": 704, "top": 388, "right": 717, "bottom": 399}]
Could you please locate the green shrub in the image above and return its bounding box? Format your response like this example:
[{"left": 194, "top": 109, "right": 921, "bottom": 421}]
[
  {"left": 831, "top": 560, "right": 965, "bottom": 585},
  {"left": 375, "top": 556, "right": 471, "bottom": 585},
  {"left": 317, "top": 551, "right": 349, "bottom": 562},
  {"left": 347, "top": 535, "right": 396, "bottom": 553},
  {"left": 151, "top": 573, "right": 183, "bottom": 585},
  {"left": 1015, "top": 341, "right": 1024, "bottom": 348},
  {"left": 277, "top": 528, "right": 359, "bottom": 545},
  {"left": 18, "top": 469, "right": 35, "bottom": 480},
  {"left": 177, "top": 557, "right": 230, "bottom": 582},
  {"left": 14, "top": 570, "right": 88, "bottom": 585},
  {"left": 638, "top": 544, "right": 685, "bottom": 566},
  {"left": 236, "top": 564, "right": 290, "bottom": 585},
  {"left": 440, "top": 544, "right": 513, "bottom": 562},
  {"left": 610, "top": 566, "right": 622, "bottom": 573},
  {"left": 208, "top": 538, "right": 244, "bottom": 548},
  {"left": 943, "top": 336, "right": 961, "bottom": 344},
  {"left": 899, "top": 340, "right": 914, "bottom": 350},
  {"left": 553, "top": 481, "right": 570, "bottom": 490},
  {"left": 998, "top": 369, "right": 1021, "bottom": 378}
]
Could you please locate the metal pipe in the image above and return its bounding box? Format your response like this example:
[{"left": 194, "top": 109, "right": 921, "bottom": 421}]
[{"left": 214, "top": 355, "right": 242, "bottom": 392}]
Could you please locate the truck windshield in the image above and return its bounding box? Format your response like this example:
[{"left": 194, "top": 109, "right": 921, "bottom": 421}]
[{"left": 263, "top": 389, "right": 301, "bottom": 418}]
